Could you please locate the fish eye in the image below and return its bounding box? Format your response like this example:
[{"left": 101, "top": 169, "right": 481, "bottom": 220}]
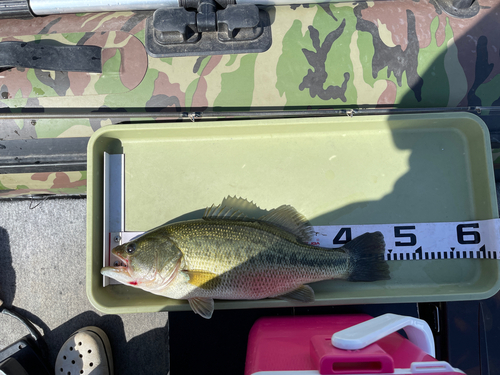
[{"left": 126, "top": 243, "right": 136, "bottom": 254}]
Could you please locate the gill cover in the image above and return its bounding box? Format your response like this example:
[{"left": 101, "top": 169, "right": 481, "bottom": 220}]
[{"left": 101, "top": 228, "right": 183, "bottom": 289}]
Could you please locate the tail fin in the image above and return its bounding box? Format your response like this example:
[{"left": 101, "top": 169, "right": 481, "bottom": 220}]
[{"left": 343, "top": 231, "right": 390, "bottom": 282}]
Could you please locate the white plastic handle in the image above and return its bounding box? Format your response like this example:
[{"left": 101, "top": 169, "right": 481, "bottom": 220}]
[
  {"left": 331, "top": 313, "right": 435, "bottom": 357},
  {"left": 410, "top": 362, "right": 459, "bottom": 374}
]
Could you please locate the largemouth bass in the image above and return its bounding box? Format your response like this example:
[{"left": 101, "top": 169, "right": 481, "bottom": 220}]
[{"left": 101, "top": 198, "right": 389, "bottom": 318}]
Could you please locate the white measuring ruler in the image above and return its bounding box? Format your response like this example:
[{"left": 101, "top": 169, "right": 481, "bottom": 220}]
[{"left": 310, "top": 220, "right": 498, "bottom": 260}]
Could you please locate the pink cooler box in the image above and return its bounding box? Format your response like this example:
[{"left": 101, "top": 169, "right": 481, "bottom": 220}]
[{"left": 245, "top": 314, "right": 464, "bottom": 375}]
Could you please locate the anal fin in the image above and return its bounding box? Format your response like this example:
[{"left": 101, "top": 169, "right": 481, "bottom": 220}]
[
  {"left": 188, "top": 297, "right": 215, "bottom": 319},
  {"left": 276, "top": 285, "right": 315, "bottom": 303}
]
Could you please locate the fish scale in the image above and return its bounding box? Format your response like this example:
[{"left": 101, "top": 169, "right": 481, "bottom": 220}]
[
  {"left": 101, "top": 199, "right": 389, "bottom": 319},
  {"left": 172, "top": 220, "right": 348, "bottom": 280}
]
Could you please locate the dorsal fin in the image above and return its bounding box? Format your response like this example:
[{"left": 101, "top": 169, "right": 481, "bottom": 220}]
[
  {"left": 220, "top": 196, "right": 268, "bottom": 218},
  {"left": 203, "top": 204, "right": 249, "bottom": 221},
  {"left": 203, "top": 196, "right": 265, "bottom": 221},
  {"left": 258, "top": 205, "right": 314, "bottom": 243},
  {"left": 202, "top": 198, "right": 314, "bottom": 243}
]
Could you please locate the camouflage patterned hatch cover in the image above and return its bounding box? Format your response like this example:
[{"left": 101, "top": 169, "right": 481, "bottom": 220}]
[{"left": 1, "top": 0, "right": 500, "bottom": 197}]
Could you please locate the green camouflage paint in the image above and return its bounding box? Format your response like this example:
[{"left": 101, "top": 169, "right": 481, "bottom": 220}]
[
  {"left": 0, "top": 1, "right": 499, "bottom": 197},
  {"left": 95, "top": 49, "right": 128, "bottom": 95},
  {"left": 215, "top": 54, "right": 258, "bottom": 110}
]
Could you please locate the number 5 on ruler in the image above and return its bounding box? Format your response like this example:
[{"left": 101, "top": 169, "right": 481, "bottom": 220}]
[{"left": 394, "top": 226, "right": 417, "bottom": 247}]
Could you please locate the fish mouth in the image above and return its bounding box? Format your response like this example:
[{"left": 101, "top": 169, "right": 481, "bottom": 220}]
[
  {"left": 101, "top": 262, "right": 133, "bottom": 284},
  {"left": 101, "top": 250, "right": 132, "bottom": 280},
  {"left": 111, "top": 249, "right": 129, "bottom": 268}
]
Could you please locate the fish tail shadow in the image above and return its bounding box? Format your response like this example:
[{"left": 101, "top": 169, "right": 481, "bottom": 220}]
[{"left": 343, "top": 231, "right": 390, "bottom": 282}]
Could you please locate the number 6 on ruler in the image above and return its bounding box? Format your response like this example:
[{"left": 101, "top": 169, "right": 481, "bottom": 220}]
[{"left": 456, "top": 224, "right": 481, "bottom": 245}]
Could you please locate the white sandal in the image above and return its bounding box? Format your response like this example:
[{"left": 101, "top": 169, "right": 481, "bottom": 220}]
[{"left": 55, "top": 326, "right": 113, "bottom": 375}]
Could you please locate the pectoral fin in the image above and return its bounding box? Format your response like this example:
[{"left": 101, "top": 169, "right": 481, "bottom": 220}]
[
  {"left": 276, "top": 285, "right": 315, "bottom": 302},
  {"left": 186, "top": 270, "right": 221, "bottom": 290},
  {"left": 188, "top": 297, "right": 215, "bottom": 319}
]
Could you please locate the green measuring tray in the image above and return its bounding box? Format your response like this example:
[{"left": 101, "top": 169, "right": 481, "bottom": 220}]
[{"left": 87, "top": 113, "right": 499, "bottom": 314}]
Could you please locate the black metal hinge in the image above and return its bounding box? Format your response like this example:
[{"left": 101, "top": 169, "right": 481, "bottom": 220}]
[{"left": 145, "top": 1, "right": 271, "bottom": 57}]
